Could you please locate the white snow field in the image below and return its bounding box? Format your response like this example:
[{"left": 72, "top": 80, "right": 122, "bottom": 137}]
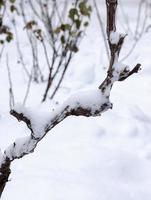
[{"left": 0, "top": 0, "right": 151, "bottom": 199}]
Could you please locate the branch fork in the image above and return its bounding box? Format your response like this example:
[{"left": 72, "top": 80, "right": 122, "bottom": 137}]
[{"left": 0, "top": 0, "right": 141, "bottom": 197}]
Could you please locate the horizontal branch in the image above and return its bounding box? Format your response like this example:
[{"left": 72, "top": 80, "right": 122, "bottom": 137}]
[{"left": 1, "top": 88, "right": 113, "bottom": 162}]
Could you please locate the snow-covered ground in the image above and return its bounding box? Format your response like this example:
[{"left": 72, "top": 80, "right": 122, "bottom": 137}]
[{"left": 1, "top": 0, "right": 151, "bottom": 199}]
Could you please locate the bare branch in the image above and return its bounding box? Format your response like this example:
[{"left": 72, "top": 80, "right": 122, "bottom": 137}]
[
  {"left": 106, "top": 0, "right": 117, "bottom": 37},
  {"left": 93, "top": 0, "right": 110, "bottom": 60},
  {"left": 12, "top": 18, "right": 30, "bottom": 78},
  {"left": 6, "top": 54, "right": 15, "bottom": 109}
]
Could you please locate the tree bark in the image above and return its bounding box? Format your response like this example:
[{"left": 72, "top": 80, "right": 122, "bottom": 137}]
[{"left": 0, "top": 159, "right": 11, "bottom": 198}]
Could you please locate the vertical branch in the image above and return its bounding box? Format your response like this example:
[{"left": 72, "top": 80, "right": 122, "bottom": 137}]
[
  {"left": 106, "top": 0, "right": 117, "bottom": 37},
  {"left": 93, "top": 0, "right": 110, "bottom": 60},
  {"left": 119, "top": 0, "right": 133, "bottom": 36},
  {"left": 12, "top": 18, "right": 30, "bottom": 78},
  {"left": 23, "top": 67, "right": 33, "bottom": 106},
  {"left": 6, "top": 55, "right": 15, "bottom": 109},
  {"left": 50, "top": 52, "right": 73, "bottom": 99},
  {"left": 99, "top": 0, "right": 140, "bottom": 92},
  {"left": 106, "top": 0, "right": 118, "bottom": 73},
  {"left": 121, "top": 0, "right": 148, "bottom": 61},
  {"left": 20, "top": 0, "right": 44, "bottom": 83},
  {"left": 0, "top": 45, "right": 5, "bottom": 64}
]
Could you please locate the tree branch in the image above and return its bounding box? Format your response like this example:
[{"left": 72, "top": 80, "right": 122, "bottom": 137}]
[{"left": 0, "top": 0, "right": 141, "bottom": 197}]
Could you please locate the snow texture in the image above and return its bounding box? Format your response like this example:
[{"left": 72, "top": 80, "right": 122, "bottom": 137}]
[
  {"left": 13, "top": 104, "right": 51, "bottom": 139},
  {"left": 113, "top": 62, "right": 130, "bottom": 80},
  {"left": 110, "top": 31, "right": 126, "bottom": 45},
  {"left": 0, "top": 0, "right": 151, "bottom": 199},
  {"left": 110, "top": 31, "right": 120, "bottom": 44},
  {"left": 64, "top": 89, "right": 110, "bottom": 113},
  {"left": 4, "top": 136, "right": 37, "bottom": 161}
]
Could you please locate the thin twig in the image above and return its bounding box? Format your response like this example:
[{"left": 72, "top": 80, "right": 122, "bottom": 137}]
[
  {"left": 50, "top": 52, "right": 73, "bottom": 99},
  {"left": 23, "top": 68, "right": 33, "bottom": 106},
  {"left": 121, "top": 0, "right": 148, "bottom": 61},
  {"left": 12, "top": 18, "right": 30, "bottom": 78},
  {"left": 0, "top": 44, "right": 5, "bottom": 64},
  {"left": 6, "top": 54, "right": 15, "bottom": 109},
  {"left": 93, "top": 0, "right": 110, "bottom": 60}
]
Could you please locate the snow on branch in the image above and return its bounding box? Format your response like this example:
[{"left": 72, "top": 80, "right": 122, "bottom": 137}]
[
  {"left": 99, "top": 0, "right": 141, "bottom": 92},
  {"left": 4, "top": 89, "right": 112, "bottom": 161},
  {"left": 0, "top": 0, "right": 141, "bottom": 196}
]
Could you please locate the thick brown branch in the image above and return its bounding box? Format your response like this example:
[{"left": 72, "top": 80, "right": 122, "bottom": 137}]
[
  {"left": 106, "top": 0, "right": 117, "bottom": 37},
  {"left": 0, "top": 158, "right": 11, "bottom": 198},
  {"left": 105, "top": 0, "right": 141, "bottom": 81},
  {"left": 106, "top": 0, "right": 126, "bottom": 73}
]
